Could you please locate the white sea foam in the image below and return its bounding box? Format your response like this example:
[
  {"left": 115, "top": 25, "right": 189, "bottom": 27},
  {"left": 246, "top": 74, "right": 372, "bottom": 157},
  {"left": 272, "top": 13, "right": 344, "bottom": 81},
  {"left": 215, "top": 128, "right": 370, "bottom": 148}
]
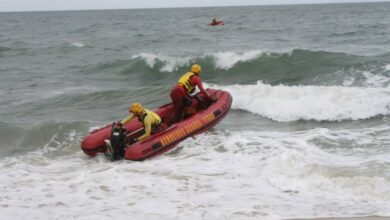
[
  {"left": 132, "top": 50, "right": 264, "bottom": 72},
  {"left": 212, "top": 50, "right": 263, "bottom": 70},
  {"left": 210, "top": 81, "right": 390, "bottom": 122},
  {"left": 362, "top": 71, "right": 390, "bottom": 87},
  {"left": 385, "top": 64, "right": 390, "bottom": 71},
  {"left": 132, "top": 53, "right": 193, "bottom": 72},
  {"left": 0, "top": 127, "right": 389, "bottom": 219},
  {"left": 71, "top": 42, "right": 84, "bottom": 47}
]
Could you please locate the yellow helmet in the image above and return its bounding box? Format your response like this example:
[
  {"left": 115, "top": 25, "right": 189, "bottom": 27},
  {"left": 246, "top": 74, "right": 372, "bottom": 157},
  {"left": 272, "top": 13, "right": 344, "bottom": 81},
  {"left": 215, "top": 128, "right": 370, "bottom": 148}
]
[
  {"left": 130, "top": 103, "right": 143, "bottom": 114},
  {"left": 191, "top": 64, "right": 202, "bottom": 75}
]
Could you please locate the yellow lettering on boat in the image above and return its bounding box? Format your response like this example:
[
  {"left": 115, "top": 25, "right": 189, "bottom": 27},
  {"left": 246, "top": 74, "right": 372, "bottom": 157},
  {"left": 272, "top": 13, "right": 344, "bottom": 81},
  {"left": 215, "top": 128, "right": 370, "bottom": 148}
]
[
  {"left": 203, "top": 113, "right": 215, "bottom": 124},
  {"left": 160, "top": 116, "right": 216, "bottom": 147},
  {"left": 196, "top": 121, "right": 201, "bottom": 128}
]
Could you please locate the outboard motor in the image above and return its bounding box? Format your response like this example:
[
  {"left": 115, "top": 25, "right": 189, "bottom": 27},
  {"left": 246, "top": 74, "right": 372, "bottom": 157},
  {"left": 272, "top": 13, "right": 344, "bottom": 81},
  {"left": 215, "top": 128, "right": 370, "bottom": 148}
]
[{"left": 106, "top": 122, "right": 126, "bottom": 161}]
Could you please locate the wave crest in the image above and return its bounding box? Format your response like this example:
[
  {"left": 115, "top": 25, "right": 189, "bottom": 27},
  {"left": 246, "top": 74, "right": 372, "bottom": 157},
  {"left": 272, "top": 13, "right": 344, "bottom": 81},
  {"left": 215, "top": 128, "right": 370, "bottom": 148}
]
[
  {"left": 211, "top": 82, "right": 390, "bottom": 122},
  {"left": 131, "top": 50, "right": 264, "bottom": 72},
  {"left": 87, "top": 49, "right": 390, "bottom": 87}
]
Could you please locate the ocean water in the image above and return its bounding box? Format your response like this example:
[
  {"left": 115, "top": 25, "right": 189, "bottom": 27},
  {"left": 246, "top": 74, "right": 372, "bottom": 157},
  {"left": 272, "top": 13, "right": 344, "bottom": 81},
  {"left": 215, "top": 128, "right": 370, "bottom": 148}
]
[{"left": 1, "top": 2, "right": 390, "bottom": 219}]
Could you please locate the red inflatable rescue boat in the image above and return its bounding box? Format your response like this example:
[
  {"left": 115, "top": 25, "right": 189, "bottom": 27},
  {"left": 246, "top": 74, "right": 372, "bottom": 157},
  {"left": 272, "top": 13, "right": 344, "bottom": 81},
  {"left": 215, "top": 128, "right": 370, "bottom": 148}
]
[
  {"left": 81, "top": 89, "right": 232, "bottom": 161},
  {"left": 208, "top": 20, "right": 224, "bottom": 26}
]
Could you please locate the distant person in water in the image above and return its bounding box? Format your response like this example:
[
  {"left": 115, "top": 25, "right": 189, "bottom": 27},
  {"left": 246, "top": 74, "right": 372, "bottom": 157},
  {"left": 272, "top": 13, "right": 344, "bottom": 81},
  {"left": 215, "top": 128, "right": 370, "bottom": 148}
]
[
  {"left": 209, "top": 18, "right": 224, "bottom": 26},
  {"left": 168, "top": 64, "right": 215, "bottom": 125}
]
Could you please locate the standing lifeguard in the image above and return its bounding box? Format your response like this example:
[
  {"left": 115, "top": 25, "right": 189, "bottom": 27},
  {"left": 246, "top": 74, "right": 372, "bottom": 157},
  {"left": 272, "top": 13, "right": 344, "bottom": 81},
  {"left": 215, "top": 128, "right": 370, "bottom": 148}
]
[{"left": 168, "top": 64, "right": 214, "bottom": 125}]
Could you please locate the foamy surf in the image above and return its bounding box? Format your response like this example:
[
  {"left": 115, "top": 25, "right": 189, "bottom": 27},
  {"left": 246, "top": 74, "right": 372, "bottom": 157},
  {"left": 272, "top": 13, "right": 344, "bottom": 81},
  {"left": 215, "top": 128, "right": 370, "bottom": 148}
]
[
  {"left": 131, "top": 50, "right": 264, "bottom": 72},
  {"left": 212, "top": 50, "right": 263, "bottom": 69},
  {"left": 71, "top": 42, "right": 84, "bottom": 47},
  {"left": 210, "top": 81, "right": 390, "bottom": 122},
  {"left": 132, "top": 53, "right": 193, "bottom": 72},
  {"left": 0, "top": 126, "right": 389, "bottom": 219}
]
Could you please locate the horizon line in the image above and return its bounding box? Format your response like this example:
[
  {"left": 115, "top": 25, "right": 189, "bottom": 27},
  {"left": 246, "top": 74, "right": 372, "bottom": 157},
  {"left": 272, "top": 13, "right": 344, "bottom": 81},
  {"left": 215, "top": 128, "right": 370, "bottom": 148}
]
[{"left": 0, "top": 0, "right": 388, "bottom": 13}]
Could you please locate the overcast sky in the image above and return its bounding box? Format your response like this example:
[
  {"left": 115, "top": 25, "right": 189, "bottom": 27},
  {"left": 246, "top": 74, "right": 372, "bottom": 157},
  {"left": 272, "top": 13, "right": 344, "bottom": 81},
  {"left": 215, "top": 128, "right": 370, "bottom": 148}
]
[{"left": 0, "top": 0, "right": 389, "bottom": 12}]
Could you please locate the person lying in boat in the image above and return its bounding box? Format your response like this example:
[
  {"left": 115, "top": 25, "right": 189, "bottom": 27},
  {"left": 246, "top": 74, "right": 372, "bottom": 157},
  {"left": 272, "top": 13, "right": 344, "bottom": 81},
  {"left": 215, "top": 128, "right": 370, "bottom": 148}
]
[
  {"left": 119, "top": 103, "right": 163, "bottom": 142},
  {"left": 168, "top": 64, "right": 216, "bottom": 125}
]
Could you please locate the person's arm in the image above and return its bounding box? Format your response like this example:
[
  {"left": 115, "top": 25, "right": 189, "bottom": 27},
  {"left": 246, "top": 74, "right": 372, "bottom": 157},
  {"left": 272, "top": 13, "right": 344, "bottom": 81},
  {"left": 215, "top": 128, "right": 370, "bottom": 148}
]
[
  {"left": 191, "top": 76, "right": 211, "bottom": 100},
  {"left": 136, "top": 116, "right": 152, "bottom": 141},
  {"left": 120, "top": 114, "right": 135, "bottom": 125}
]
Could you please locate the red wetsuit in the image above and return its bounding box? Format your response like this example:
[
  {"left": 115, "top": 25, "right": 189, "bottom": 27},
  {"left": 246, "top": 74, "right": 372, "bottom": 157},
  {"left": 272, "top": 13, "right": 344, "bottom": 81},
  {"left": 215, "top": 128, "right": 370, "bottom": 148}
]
[{"left": 169, "top": 74, "right": 211, "bottom": 125}]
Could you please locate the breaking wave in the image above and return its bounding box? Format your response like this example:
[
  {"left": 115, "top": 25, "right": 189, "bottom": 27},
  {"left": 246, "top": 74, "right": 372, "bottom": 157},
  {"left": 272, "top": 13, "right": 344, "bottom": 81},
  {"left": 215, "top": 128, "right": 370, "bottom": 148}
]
[{"left": 211, "top": 81, "right": 390, "bottom": 122}]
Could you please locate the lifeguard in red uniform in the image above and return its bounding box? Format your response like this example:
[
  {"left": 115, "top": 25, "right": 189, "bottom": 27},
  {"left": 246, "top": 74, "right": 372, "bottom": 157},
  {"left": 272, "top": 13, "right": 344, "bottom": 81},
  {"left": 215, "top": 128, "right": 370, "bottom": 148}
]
[
  {"left": 168, "top": 64, "right": 214, "bottom": 125},
  {"left": 208, "top": 18, "right": 224, "bottom": 26}
]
